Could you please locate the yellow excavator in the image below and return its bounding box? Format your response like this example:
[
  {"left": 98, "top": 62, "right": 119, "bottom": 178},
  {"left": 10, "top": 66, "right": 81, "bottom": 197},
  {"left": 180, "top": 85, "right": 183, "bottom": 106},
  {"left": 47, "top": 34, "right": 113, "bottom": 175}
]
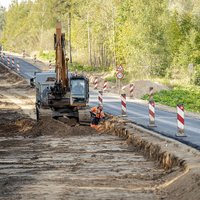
[{"left": 35, "top": 22, "right": 91, "bottom": 124}]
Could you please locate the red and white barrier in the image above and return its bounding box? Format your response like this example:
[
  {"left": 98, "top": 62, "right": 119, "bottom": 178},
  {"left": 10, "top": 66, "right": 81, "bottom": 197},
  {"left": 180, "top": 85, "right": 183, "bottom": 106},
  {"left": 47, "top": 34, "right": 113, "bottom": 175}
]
[
  {"left": 12, "top": 58, "right": 15, "bottom": 67},
  {"left": 22, "top": 50, "right": 25, "bottom": 58},
  {"left": 98, "top": 91, "right": 103, "bottom": 106},
  {"left": 16, "top": 62, "right": 20, "bottom": 71},
  {"left": 34, "top": 55, "right": 36, "bottom": 63},
  {"left": 7, "top": 56, "right": 10, "bottom": 66},
  {"left": 121, "top": 94, "right": 127, "bottom": 116},
  {"left": 176, "top": 104, "right": 186, "bottom": 136},
  {"left": 74, "top": 69, "right": 78, "bottom": 76},
  {"left": 130, "top": 84, "right": 134, "bottom": 97},
  {"left": 94, "top": 77, "right": 98, "bottom": 89},
  {"left": 49, "top": 60, "right": 52, "bottom": 69},
  {"left": 149, "top": 100, "right": 156, "bottom": 127},
  {"left": 103, "top": 80, "right": 108, "bottom": 92},
  {"left": 149, "top": 87, "right": 154, "bottom": 100}
]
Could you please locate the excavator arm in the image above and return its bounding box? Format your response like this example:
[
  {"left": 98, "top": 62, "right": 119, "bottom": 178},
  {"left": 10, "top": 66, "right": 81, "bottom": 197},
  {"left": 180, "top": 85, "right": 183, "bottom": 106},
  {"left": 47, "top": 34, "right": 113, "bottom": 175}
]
[{"left": 53, "top": 22, "right": 68, "bottom": 93}]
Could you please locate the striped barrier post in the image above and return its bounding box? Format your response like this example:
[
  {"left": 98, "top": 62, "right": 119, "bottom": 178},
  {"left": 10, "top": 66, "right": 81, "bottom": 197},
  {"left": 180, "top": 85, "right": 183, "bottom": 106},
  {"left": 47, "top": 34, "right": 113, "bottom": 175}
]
[
  {"left": 22, "top": 50, "right": 25, "bottom": 58},
  {"left": 94, "top": 77, "right": 98, "bottom": 90},
  {"left": 176, "top": 104, "right": 186, "bottom": 137},
  {"left": 16, "top": 62, "right": 20, "bottom": 72},
  {"left": 12, "top": 58, "right": 15, "bottom": 68},
  {"left": 149, "top": 87, "right": 154, "bottom": 101},
  {"left": 103, "top": 80, "right": 108, "bottom": 92},
  {"left": 34, "top": 55, "right": 36, "bottom": 63},
  {"left": 74, "top": 69, "right": 78, "bottom": 76},
  {"left": 121, "top": 94, "right": 127, "bottom": 116},
  {"left": 149, "top": 100, "right": 156, "bottom": 127},
  {"left": 130, "top": 84, "right": 134, "bottom": 97},
  {"left": 7, "top": 56, "right": 10, "bottom": 66},
  {"left": 98, "top": 91, "right": 103, "bottom": 106},
  {"left": 49, "top": 60, "right": 52, "bottom": 69}
]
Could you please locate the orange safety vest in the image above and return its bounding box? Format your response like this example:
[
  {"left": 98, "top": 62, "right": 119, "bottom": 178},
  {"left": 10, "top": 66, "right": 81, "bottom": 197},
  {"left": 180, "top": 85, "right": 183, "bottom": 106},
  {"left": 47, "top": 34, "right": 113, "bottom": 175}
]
[{"left": 90, "top": 107, "right": 105, "bottom": 119}]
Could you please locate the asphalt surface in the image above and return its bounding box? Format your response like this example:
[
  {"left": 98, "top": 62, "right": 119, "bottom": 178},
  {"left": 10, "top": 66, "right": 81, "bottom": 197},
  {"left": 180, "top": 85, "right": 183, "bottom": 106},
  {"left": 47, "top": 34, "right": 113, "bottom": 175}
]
[{"left": 1, "top": 52, "right": 200, "bottom": 150}]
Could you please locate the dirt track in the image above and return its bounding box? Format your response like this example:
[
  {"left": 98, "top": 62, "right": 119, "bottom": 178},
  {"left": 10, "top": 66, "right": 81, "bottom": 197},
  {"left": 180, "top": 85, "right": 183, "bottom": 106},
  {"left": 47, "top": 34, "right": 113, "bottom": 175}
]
[{"left": 0, "top": 63, "right": 200, "bottom": 200}]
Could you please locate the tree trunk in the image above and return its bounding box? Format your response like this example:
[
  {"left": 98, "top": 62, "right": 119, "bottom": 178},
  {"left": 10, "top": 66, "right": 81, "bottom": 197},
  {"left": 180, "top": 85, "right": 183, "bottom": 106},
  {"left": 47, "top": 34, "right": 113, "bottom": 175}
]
[
  {"left": 68, "top": 11, "right": 72, "bottom": 63},
  {"left": 87, "top": 13, "right": 92, "bottom": 66},
  {"left": 112, "top": 7, "right": 116, "bottom": 67}
]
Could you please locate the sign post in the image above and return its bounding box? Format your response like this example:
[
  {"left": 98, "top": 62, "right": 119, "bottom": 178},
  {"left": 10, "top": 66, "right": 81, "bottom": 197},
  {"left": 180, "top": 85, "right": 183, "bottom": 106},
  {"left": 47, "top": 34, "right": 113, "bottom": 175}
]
[{"left": 116, "top": 65, "right": 124, "bottom": 94}]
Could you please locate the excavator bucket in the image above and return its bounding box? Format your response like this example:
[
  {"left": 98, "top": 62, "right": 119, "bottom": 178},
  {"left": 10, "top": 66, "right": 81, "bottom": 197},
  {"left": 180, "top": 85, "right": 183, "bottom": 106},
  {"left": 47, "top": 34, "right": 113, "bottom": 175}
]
[{"left": 78, "top": 108, "right": 91, "bottom": 125}]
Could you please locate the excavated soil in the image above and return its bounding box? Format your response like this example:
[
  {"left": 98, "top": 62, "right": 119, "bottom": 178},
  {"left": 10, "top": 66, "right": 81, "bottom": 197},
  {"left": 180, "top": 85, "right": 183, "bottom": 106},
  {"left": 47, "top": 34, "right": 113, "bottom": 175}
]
[
  {"left": 0, "top": 62, "right": 200, "bottom": 200},
  {"left": 0, "top": 61, "right": 170, "bottom": 200}
]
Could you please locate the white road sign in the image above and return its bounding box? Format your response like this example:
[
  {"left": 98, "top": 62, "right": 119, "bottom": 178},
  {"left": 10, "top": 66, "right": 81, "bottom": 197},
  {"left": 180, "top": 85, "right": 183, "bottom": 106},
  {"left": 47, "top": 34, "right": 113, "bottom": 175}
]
[
  {"left": 116, "top": 65, "right": 124, "bottom": 72},
  {"left": 116, "top": 71, "right": 124, "bottom": 79}
]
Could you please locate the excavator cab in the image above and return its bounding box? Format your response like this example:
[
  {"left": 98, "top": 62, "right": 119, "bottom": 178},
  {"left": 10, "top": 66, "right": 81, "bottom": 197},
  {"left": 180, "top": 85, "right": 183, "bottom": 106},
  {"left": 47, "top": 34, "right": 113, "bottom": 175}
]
[{"left": 70, "top": 77, "right": 89, "bottom": 106}]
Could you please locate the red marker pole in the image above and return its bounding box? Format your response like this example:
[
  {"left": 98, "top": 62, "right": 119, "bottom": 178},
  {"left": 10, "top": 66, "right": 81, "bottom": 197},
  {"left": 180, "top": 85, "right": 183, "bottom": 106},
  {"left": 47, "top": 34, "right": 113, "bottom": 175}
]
[
  {"left": 94, "top": 77, "right": 98, "bottom": 90},
  {"left": 98, "top": 91, "right": 103, "bottom": 106},
  {"left": 12, "top": 58, "right": 15, "bottom": 68},
  {"left": 49, "top": 60, "right": 52, "bottom": 69},
  {"left": 34, "top": 54, "right": 37, "bottom": 63},
  {"left": 16, "top": 62, "right": 20, "bottom": 71},
  {"left": 7, "top": 56, "right": 10, "bottom": 66},
  {"left": 176, "top": 104, "right": 186, "bottom": 137},
  {"left": 149, "top": 100, "right": 156, "bottom": 127},
  {"left": 103, "top": 80, "right": 108, "bottom": 93},
  {"left": 130, "top": 84, "right": 134, "bottom": 98},
  {"left": 22, "top": 50, "right": 25, "bottom": 58},
  {"left": 121, "top": 94, "right": 127, "bottom": 116}
]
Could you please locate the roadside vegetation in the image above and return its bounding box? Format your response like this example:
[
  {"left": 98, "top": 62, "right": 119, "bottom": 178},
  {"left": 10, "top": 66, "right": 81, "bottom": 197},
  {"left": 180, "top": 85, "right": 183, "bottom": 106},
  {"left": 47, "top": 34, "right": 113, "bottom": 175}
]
[{"left": 142, "top": 86, "right": 200, "bottom": 113}]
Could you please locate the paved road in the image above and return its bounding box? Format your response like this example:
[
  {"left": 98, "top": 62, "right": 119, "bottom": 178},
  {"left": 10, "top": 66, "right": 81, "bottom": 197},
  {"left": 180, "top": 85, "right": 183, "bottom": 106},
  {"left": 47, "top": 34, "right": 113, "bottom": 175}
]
[
  {"left": 1, "top": 52, "right": 200, "bottom": 150},
  {"left": 0, "top": 52, "right": 41, "bottom": 79}
]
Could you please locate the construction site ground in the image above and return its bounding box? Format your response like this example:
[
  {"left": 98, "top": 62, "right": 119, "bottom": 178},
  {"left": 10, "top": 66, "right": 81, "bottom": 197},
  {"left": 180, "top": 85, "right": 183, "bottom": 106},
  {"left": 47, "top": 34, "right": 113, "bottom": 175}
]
[{"left": 0, "top": 63, "right": 200, "bottom": 200}]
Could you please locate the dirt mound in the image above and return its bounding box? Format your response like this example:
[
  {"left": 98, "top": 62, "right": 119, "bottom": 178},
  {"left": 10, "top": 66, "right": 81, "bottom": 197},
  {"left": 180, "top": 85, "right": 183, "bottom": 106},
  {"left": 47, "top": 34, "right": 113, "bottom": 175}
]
[
  {"left": 119, "top": 80, "right": 169, "bottom": 98},
  {"left": 0, "top": 114, "right": 30, "bottom": 137},
  {"left": 0, "top": 64, "right": 25, "bottom": 84},
  {"left": 88, "top": 72, "right": 169, "bottom": 98},
  {"left": 23, "top": 117, "right": 97, "bottom": 137}
]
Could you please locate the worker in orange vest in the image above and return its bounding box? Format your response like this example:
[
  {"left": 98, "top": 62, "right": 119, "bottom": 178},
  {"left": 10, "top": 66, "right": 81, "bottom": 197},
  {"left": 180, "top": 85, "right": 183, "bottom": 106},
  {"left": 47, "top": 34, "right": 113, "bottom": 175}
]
[{"left": 90, "top": 104, "right": 105, "bottom": 127}]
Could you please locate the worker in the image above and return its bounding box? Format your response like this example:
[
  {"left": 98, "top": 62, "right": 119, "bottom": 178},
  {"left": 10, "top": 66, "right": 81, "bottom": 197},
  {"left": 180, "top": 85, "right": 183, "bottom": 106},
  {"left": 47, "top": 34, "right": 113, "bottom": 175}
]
[{"left": 90, "top": 104, "right": 105, "bottom": 128}]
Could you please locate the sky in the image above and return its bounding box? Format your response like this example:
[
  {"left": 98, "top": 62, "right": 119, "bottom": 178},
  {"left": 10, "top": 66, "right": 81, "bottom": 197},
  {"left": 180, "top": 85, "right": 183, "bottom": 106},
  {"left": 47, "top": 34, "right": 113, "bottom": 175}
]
[{"left": 0, "top": 0, "right": 22, "bottom": 9}]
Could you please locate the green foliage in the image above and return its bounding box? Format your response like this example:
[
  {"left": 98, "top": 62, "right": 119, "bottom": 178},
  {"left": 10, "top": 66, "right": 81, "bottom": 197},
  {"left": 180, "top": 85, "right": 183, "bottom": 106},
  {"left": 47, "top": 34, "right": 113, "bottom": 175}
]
[
  {"left": 39, "top": 51, "right": 55, "bottom": 61},
  {"left": 0, "top": 6, "right": 5, "bottom": 31},
  {"left": 1, "top": 0, "right": 200, "bottom": 81},
  {"left": 69, "top": 63, "right": 112, "bottom": 73},
  {"left": 193, "top": 65, "right": 200, "bottom": 86},
  {"left": 142, "top": 86, "right": 200, "bottom": 113}
]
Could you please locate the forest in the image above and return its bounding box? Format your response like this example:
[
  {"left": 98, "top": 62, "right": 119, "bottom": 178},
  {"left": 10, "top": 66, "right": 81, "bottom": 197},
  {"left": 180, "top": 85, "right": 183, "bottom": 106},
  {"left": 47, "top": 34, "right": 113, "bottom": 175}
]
[{"left": 0, "top": 0, "right": 200, "bottom": 84}]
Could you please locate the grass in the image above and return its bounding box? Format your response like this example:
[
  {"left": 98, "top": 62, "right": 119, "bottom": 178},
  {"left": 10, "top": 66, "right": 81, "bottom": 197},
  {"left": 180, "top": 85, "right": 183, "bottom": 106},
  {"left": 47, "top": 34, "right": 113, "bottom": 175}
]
[
  {"left": 142, "top": 85, "right": 200, "bottom": 113},
  {"left": 39, "top": 51, "right": 55, "bottom": 61},
  {"left": 69, "top": 62, "right": 112, "bottom": 73}
]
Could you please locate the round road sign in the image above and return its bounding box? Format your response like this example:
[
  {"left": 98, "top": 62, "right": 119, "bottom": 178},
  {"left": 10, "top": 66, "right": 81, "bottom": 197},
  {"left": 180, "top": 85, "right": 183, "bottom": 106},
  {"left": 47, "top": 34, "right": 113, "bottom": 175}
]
[
  {"left": 116, "top": 65, "right": 124, "bottom": 72},
  {"left": 116, "top": 71, "right": 124, "bottom": 79}
]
